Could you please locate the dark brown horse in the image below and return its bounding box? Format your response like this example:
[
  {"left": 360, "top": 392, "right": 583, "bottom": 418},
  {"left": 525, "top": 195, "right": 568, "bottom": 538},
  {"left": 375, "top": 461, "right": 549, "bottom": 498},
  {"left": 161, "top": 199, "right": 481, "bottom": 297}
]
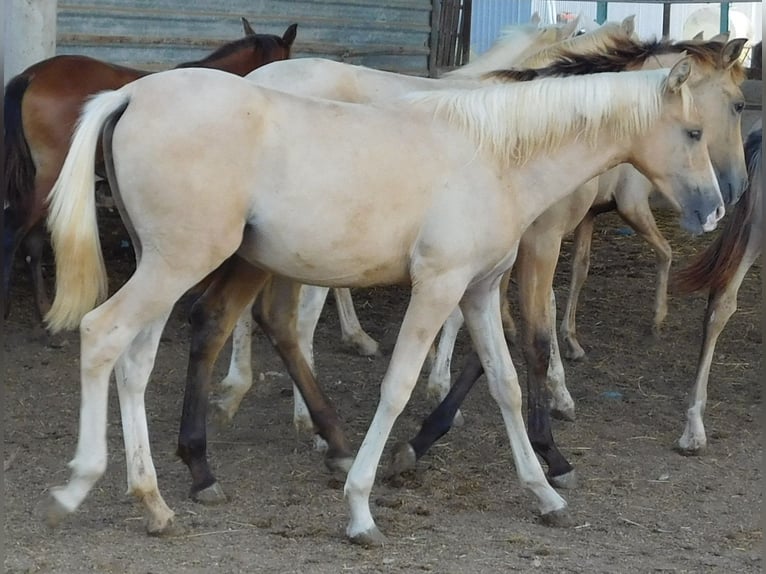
[{"left": 2, "top": 18, "right": 297, "bottom": 320}]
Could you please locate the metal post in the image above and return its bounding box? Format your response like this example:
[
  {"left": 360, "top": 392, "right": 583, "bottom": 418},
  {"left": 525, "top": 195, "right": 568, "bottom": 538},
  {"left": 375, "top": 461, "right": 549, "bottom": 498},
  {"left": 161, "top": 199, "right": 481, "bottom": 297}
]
[
  {"left": 4, "top": 0, "right": 58, "bottom": 85},
  {"left": 596, "top": 2, "right": 607, "bottom": 25},
  {"left": 719, "top": 2, "right": 730, "bottom": 34},
  {"left": 661, "top": 3, "right": 671, "bottom": 39}
]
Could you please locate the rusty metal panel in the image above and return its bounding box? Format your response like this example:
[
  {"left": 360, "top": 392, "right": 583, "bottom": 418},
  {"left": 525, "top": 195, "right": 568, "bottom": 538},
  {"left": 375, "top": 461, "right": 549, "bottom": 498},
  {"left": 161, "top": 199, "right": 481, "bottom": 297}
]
[{"left": 56, "top": 1, "right": 433, "bottom": 75}]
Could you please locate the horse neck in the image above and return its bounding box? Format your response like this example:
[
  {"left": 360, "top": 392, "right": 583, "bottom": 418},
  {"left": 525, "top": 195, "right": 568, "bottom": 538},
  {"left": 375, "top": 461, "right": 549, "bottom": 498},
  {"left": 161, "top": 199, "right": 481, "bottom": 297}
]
[
  {"left": 508, "top": 135, "right": 631, "bottom": 230},
  {"left": 181, "top": 48, "right": 280, "bottom": 76}
]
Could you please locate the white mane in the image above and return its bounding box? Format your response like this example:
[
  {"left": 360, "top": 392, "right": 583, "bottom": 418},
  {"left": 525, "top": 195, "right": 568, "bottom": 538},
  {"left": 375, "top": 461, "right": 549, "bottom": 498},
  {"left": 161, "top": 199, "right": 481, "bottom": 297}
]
[{"left": 406, "top": 69, "right": 692, "bottom": 167}]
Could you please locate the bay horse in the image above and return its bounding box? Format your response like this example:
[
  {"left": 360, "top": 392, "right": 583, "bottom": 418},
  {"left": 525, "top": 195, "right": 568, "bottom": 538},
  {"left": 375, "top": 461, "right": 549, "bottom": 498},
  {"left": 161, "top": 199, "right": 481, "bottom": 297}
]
[
  {"left": 42, "top": 62, "right": 721, "bottom": 543},
  {"left": 390, "top": 37, "right": 748, "bottom": 484},
  {"left": 2, "top": 18, "right": 297, "bottom": 320},
  {"left": 213, "top": 16, "right": 637, "bottom": 435},
  {"left": 671, "top": 120, "right": 761, "bottom": 454}
]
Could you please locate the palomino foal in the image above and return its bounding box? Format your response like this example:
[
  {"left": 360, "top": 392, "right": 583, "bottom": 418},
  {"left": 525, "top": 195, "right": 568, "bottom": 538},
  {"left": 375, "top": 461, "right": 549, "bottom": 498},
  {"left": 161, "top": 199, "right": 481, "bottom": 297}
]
[{"left": 43, "top": 61, "right": 720, "bottom": 544}]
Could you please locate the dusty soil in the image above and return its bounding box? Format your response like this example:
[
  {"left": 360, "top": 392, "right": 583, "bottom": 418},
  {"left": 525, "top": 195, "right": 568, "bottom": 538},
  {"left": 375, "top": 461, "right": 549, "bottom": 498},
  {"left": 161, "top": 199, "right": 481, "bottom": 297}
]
[{"left": 3, "top": 206, "right": 762, "bottom": 573}]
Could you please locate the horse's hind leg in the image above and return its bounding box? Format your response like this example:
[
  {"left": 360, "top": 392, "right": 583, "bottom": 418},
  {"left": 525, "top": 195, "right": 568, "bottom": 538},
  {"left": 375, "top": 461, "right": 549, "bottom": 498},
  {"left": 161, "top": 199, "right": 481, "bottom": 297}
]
[
  {"left": 255, "top": 277, "right": 354, "bottom": 474},
  {"left": 212, "top": 300, "right": 256, "bottom": 426},
  {"left": 560, "top": 213, "right": 594, "bottom": 361},
  {"left": 177, "top": 256, "right": 271, "bottom": 504},
  {"left": 334, "top": 287, "right": 380, "bottom": 356},
  {"left": 47, "top": 255, "right": 197, "bottom": 533},
  {"left": 615, "top": 195, "right": 671, "bottom": 337},
  {"left": 425, "top": 306, "right": 466, "bottom": 425},
  {"left": 22, "top": 221, "right": 51, "bottom": 320},
  {"left": 113, "top": 311, "right": 174, "bottom": 534},
  {"left": 677, "top": 245, "right": 759, "bottom": 454}
]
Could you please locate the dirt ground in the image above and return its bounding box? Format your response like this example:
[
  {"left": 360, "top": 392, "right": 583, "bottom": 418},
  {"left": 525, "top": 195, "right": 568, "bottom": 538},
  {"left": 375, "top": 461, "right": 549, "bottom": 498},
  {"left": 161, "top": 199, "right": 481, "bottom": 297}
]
[{"left": 3, "top": 204, "right": 762, "bottom": 573}]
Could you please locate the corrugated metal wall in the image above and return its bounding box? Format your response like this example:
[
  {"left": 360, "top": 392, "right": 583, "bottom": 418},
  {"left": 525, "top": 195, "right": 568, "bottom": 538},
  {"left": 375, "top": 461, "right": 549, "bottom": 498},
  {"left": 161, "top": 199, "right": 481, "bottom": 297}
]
[{"left": 56, "top": 0, "right": 433, "bottom": 75}]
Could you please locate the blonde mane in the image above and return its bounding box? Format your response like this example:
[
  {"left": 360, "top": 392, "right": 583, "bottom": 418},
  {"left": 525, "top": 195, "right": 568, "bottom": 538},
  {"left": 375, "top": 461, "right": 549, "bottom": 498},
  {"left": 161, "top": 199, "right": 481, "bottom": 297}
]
[
  {"left": 443, "top": 24, "right": 551, "bottom": 79},
  {"left": 406, "top": 69, "right": 692, "bottom": 167},
  {"left": 520, "top": 21, "right": 633, "bottom": 68}
]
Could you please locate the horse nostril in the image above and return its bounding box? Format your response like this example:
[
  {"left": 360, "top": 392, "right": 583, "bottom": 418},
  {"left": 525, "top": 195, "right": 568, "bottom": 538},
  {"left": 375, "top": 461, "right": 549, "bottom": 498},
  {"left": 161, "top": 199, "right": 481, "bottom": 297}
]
[{"left": 715, "top": 205, "right": 725, "bottom": 221}]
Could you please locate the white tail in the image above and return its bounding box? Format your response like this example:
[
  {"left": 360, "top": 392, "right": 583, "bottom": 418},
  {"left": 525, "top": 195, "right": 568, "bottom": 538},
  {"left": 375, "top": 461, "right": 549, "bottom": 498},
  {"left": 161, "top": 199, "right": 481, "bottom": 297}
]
[{"left": 45, "top": 89, "right": 131, "bottom": 332}]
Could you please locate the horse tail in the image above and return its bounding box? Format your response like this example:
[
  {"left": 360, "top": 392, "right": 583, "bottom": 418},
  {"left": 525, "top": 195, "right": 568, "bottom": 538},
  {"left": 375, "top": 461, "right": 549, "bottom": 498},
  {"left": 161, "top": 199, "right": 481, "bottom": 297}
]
[
  {"left": 672, "top": 127, "right": 762, "bottom": 295},
  {"left": 3, "top": 73, "right": 35, "bottom": 225},
  {"left": 45, "top": 88, "right": 132, "bottom": 332}
]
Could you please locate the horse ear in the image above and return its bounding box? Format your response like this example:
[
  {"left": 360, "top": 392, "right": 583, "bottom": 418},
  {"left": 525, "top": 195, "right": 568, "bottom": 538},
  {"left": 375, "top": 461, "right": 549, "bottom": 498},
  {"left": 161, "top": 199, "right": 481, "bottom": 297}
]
[
  {"left": 621, "top": 14, "right": 636, "bottom": 37},
  {"left": 530, "top": 12, "right": 541, "bottom": 25},
  {"left": 692, "top": 31, "right": 704, "bottom": 41},
  {"left": 241, "top": 17, "right": 256, "bottom": 37},
  {"left": 558, "top": 17, "right": 580, "bottom": 40},
  {"left": 666, "top": 56, "right": 692, "bottom": 93},
  {"left": 721, "top": 38, "right": 748, "bottom": 69},
  {"left": 710, "top": 31, "right": 730, "bottom": 43},
  {"left": 282, "top": 23, "right": 298, "bottom": 46}
]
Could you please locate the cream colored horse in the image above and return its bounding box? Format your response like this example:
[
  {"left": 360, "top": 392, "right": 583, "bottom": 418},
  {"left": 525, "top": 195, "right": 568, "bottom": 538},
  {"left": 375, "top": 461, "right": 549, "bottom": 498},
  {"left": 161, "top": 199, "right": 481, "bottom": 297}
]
[
  {"left": 216, "top": 16, "right": 638, "bottom": 433},
  {"left": 44, "top": 62, "right": 720, "bottom": 544}
]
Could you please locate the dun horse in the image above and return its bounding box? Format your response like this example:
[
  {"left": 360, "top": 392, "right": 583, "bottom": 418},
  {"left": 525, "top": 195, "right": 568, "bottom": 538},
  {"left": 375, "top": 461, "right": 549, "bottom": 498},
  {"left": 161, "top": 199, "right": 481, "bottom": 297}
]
[
  {"left": 2, "top": 18, "right": 297, "bottom": 319},
  {"left": 44, "top": 62, "right": 720, "bottom": 543},
  {"left": 671, "top": 120, "right": 761, "bottom": 454},
  {"left": 202, "top": 35, "right": 746, "bottom": 490}
]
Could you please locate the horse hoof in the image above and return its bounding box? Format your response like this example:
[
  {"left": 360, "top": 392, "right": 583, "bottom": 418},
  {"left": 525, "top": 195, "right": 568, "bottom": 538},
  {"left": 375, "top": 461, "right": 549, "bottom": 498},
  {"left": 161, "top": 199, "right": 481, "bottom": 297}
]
[
  {"left": 344, "top": 335, "right": 381, "bottom": 358},
  {"left": 387, "top": 442, "right": 417, "bottom": 477},
  {"left": 549, "top": 470, "right": 577, "bottom": 490},
  {"left": 563, "top": 341, "right": 586, "bottom": 361},
  {"left": 191, "top": 482, "right": 228, "bottom": 505},
  {"left": 325, "top": 454, "right": 354, "bottom": 476},
  {"left": 146, "top": 513, "right": 178, "bottom": 537},
  {"left": 452, "top": 409, "right": 465, "bottom": 427},
  {"left": 348, "top": 525, "right": 387, "bottom": 547},
  {"left": 675, "top": 443, "right": 706, "bottom": 457},
  {"left": 551, "top": 405, "right": 575, "bottom": 422},
  {"left": 540, "top": 508, "right": 573, "bottom": 528},
  {"left": 210, "top": 401, "right": 235, "bottom": 428},
  {"left": 44, "top": 494, "right": 72, "bottom": 529}
]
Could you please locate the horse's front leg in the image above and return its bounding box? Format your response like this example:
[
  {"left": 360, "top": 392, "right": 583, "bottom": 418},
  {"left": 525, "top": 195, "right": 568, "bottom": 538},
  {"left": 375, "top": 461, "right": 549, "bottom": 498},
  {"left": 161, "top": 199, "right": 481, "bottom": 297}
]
[
  {"left": 177, "top": 256, "right": 270, "bottom": 504},
  {"left": 425, "top": 306, "right": 466, "bottom": 425},
  {"left": 460, "top": 276, "right": 570, "bottom": 524},
  {"left": 560, "top": 212, "right": 594, "bottom": 361},
  {"left": 254, "top": 277, "right": 353, "bottom": 473},
  {"left": 516, "top": 238, "right": 576, "bottom": 488},
  {"left": 345, "top": 274, "right": 468, "bottom": 546}
]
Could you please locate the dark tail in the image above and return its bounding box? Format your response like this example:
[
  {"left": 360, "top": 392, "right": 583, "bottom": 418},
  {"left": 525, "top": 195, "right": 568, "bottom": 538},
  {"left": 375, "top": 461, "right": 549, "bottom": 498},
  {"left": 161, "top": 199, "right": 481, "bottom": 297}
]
[
  {"left": 672, "top": 127, "right": 762, "bottom": 294},
  {"left": 3, "top": 74, "right": 36, "bottom": 222}
]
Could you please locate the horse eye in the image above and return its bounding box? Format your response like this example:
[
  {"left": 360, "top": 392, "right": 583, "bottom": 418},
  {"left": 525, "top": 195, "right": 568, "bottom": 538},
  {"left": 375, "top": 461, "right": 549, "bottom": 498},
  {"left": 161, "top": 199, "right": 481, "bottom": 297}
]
[
  {"left": 733, "top": 101, "right": 745, "bottom": 113},
  {"left": 687, "top": 129, "right": 702, "bottom": 141}
]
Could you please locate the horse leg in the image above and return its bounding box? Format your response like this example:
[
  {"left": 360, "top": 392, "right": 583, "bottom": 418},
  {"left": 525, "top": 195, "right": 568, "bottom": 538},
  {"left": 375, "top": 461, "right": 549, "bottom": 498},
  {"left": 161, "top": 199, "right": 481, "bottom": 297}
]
[
  {"left": 334, "top": 287, "right": 380, "bottom": 356},
  {"left": 291, "top": 285, "right": 331, "bottom": 442},
  {"left": 389, "top": 350, "right": 483, "bottom": 477},
  {"left": 560, "top": 212, "right": 594, "bottom": 360},
  {"left": 47, "top": 254, "right": 198, "bottom": 534},
  {"left": 212, "top": 299, "right": 256, "bottom": 426},
  {"left": 677, "top": 245, "right": 759, "bottom": 454},
  {"left": 345, "top": 274, "right": 468, "bottom": 546},
  {"left": 516, "top": 237, "right": 576, "bottom": 488},
  {"left": 254, "top": 277, "right": 354, "bottom": 475},
  {"left": 615, "top": 198, "right": 671, "bottom": 337},
  {"left": 498, "top": 268, "right": 517, "bottom": 344},
  {"left": 177, "top": 256, "right": 270, "bottom": 504},
  {"left": 460, "top": 277, "right": 569, "bottom": 524},
  {"left": 22, "top": 221, "right": 51, "bottom": 320},
  {"left": 425, "top": 306, "right": 465, "bottom": 425},
  {"left": 113, "top": 311, "right": 174, "bottom": 533}
]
